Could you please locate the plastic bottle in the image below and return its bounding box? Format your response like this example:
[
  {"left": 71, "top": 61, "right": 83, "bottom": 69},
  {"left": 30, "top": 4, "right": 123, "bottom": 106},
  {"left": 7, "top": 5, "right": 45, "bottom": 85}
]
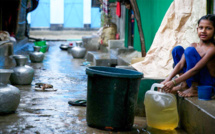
[{"left": 144, "top": 83, "right": 179, "bottom": 130}]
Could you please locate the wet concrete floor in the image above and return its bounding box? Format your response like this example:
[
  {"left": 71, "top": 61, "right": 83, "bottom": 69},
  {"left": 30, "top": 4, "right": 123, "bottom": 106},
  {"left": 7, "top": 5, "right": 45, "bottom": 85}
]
[{"left": 0, "top": 41, "right": 186, "bottom": 134}]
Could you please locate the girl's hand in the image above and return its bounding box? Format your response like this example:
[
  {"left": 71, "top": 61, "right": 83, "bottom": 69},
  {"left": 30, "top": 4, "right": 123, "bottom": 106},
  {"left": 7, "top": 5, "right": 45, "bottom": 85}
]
[
  {"left": 158, "top": 81, "right": 168, "bottom": 92},
  {"left": 163, "top": 81, "right": 175, "bottom": 92},
  {"left": 160, "top": 81, "right": 166, "bottom": 85},
  {"left": 160, "top": 79, "right": 170, "bottom": 85}
]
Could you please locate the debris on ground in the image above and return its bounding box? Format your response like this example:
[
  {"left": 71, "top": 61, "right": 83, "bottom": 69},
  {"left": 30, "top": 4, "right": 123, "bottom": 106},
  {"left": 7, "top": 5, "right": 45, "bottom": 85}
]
[{"left": 35, "top": 83, "right": 57, "bottom": 91}]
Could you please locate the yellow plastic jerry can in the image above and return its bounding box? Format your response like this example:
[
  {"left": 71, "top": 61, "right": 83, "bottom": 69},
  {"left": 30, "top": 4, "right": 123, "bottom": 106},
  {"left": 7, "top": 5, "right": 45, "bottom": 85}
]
[{"left": 144, "top": 83, "right": 179, "bottom": 130}]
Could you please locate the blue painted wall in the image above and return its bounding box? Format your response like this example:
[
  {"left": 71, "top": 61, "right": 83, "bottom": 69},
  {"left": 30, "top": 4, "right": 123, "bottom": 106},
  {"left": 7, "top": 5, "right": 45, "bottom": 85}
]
[
  {"left": 30, "top": 0, "right": 50, "bottom": 28},
  {"left": 64, "top": 0, "right": 84, "bottom": 28},
  {"left": 91, "top": 7, "right": 101, "bottom": 28}
]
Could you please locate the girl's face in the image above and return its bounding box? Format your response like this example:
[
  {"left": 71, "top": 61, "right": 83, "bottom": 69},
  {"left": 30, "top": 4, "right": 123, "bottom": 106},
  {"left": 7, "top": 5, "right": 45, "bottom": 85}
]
[{"left": 197, "top": 19, "right": 215, "bottom": 41}]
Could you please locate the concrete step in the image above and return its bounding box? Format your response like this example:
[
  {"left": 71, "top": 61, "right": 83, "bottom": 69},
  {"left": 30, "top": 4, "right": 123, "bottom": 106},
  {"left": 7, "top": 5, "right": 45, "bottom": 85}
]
[
  {"left": 178, "top": 97, "right": 215, "bottom": 134},
  {"left": 86, "top": 48, "right": 141, "bottom": 67},
  {"left": 86, "top": 51, "right": 117, "bottom": 67}
]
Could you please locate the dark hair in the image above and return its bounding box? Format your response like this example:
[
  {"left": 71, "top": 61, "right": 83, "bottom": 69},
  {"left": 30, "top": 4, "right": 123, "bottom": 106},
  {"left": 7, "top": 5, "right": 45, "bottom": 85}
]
[
  {"left": 198, "top": 14, "right": 215, "bottom": 43},
  {"left": 198, "top": 14, "right": 215, "bottom": 27}
]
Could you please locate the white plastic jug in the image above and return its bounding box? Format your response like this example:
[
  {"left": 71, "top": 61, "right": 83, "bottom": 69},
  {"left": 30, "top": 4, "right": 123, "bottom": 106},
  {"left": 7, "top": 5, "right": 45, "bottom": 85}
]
[{"left": 144, "top": 83, "right": 179, "bottom": 130}]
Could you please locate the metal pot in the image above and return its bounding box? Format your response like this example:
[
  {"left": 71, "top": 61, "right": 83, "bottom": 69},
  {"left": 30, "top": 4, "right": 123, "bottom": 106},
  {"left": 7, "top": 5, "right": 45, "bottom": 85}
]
[
  {"left": 10, "top": 55, "right": 34, "bottom": 85},
  {"left": 60, "top": 44, "right": 69, "bottom": 50},
  {"left": 29, "top": 46, "right": 45, "bottom": 63},
  {"left": 70, "top": 41, "right": 86, "bottom": 58},
  {"left": 0, "top": 69, "right": 20, "bottom": 114}
]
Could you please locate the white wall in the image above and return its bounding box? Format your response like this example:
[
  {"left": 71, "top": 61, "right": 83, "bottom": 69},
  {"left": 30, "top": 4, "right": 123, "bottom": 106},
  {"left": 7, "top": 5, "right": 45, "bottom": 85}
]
[
  {"left": 83, "top": 0, "right": 91, "bottom": 25},
  {"left": 50, "top": 0, "right": 64, "bottom": 24},
  {"left": 27, "top": 13, "right": 31, "bottom": 23}
]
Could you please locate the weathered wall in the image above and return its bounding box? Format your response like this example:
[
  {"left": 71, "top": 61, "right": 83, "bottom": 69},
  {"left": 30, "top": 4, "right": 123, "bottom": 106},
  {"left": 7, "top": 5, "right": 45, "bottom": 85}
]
[{"left": 109, "top": 4, "right": 126, "bottom": 40}]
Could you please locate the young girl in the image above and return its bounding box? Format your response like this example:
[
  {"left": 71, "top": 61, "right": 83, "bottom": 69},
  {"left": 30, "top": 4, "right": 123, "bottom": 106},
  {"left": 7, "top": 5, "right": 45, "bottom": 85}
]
[{"left": 161, "top": 14, "right": 215, "bottom": 97}]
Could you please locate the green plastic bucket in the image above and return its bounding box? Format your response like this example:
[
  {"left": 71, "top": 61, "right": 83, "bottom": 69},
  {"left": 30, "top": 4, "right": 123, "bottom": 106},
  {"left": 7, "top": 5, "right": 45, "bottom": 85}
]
[
  {"left": 86, "top": 66, "right": 143, "bottom": 131},
  {"left": 34, "top": 41, "right": 47, "bottom": 53}
]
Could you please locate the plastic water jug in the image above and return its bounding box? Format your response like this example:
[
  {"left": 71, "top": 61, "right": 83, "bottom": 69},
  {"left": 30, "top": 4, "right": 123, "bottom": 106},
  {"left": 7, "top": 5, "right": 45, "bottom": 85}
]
[{"left": 144, "top": 83, "right": 179, "bottom": 130}]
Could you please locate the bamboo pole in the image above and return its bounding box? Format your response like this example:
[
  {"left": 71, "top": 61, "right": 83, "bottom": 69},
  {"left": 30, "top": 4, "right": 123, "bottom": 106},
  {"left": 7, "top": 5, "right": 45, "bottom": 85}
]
[{"left": 130, "top": 0, "right": 146, "bottom": 57}]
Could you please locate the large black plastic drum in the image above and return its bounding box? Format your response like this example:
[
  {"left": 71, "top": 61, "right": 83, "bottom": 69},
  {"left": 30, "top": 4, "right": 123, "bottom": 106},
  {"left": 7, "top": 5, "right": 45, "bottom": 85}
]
[{"left": 86, "top": 66, "right": 143, "bottom": 131}]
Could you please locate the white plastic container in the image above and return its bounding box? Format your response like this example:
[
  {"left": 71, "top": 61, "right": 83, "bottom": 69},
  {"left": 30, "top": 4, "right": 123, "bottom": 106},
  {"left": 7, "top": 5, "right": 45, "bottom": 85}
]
[{"left": 144, "top": 83, "right": 179, "bottom": 130}]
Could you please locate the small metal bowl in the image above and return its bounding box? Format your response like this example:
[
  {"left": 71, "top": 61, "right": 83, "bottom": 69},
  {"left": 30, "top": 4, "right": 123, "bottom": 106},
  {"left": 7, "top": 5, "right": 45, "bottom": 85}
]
[{"left": 60, "top": 44, "right": 69, "bottom": 50}]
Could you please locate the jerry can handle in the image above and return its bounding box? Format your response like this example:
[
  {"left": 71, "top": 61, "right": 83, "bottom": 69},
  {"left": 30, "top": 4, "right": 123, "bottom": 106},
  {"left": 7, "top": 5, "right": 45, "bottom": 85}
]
[{"left": 150, "top": 83, "right": 164, "bottom": 91}]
